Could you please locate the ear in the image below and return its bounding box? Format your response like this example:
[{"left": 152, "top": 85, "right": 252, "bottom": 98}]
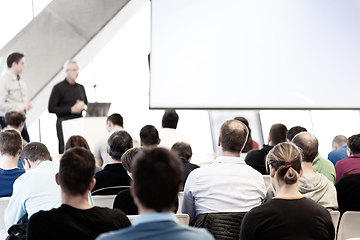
[
  {"left": 269, "top": 165, "right": 276, "bottom": 178},
  {"left": 88, "top": 178, "right": 96, "bottom": 191},
  {"left": 106, "top": 146, "right": 109, "bottom": 154},
  {"left": 19, "top": 147, "right": 22, "bottom": 156},
  {"left": 188, "top": 157, "right": 192, "bottom": 163},
  {"left": 299, "top": 167, "right": 303, "bottom": 178},
  {"left": 50, "top": 156, "right": 53, "bottom": 162},
  {"left": 218, "top": 136, "right": 221, "bottom": 147},
  {"left": 348, "top": 148, "right": 352, "bottom": 156},
  {"left": 268, "top": 135, "right": 272, "bottom": 143},
  {"left": 140, "top": 141, "right": 144, "bottom": 147},
  {"left": 130, "top": 182, "right": 136, "bottom": 198},
  {"left": 158, "top": 138, "right": 161, "bottom": 145},
  {"left": 55, "top": 173, "right": 60, "bottom": 186},
  {"left": 23, "top": 159, "right": 31, "bottom": 171}
]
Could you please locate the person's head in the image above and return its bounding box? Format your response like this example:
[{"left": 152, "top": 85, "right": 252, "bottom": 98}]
[
  {"left": 171, "top": 142, "right": 192, "bottom": 162},
  {"left": 7, "top": 52, "right": 25, "bottom": 74},
  {"left": 65, "top": 135, "right": 90, "bottom": 151},
  {"left": 268, "top": 123, "right": 288, "bottom": 146},
  {"left": 131, "top": 148, "right": 183, "bottom": 212},
  {"left": 0, "top": 129, "right": 22, "bottom": 157},
  {"left": 234, "top": 116, "right": 254, "bottom": 153},
  {"left": 107, "top": 130, "right": 133, "bottom": 161},
  {"left": 219, "top": 120, "right": 249, "bottom": 156},
  {"left": 21, "top": 142, "right": 51, "bottom": 171},
  {"left": 162, "top": 109, "right": 179, "bottom": 129},
  {"left": 57, "top": 147, "right": 95, "bottom": 196},
  {"left": 286, "top": 126, "right": 307, "bottom": 143},
  {"left": 266, "top": 143, "right": 302, "bottom": 186},
  {"left": 121, "top": 148, "right": 139, "bottom": 174},
  {"left": 106, "top": 113, "right": 124, "bottom": 132},
  {"left": 332, "top": 135, "right": 347, "bottom": 149},
  {"left": 292, "top": 132, "right": 318, "bottom": 163},
  {"left": 5, "top": 111, "right": 26, "bottom": 130},
  {"left": 347, "top": 134, "right": 360, "bottom": 156},
  {"left": 63, "top": 60, "right": 79, "bottom": 84},
  {"left": 140, "top": 125, "right": 160, "bottom": 147}
]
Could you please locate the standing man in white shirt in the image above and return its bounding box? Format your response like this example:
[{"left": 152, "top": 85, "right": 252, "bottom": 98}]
[
  {"left": 182, "top": 120, "right": 266, "bottom": 220},
  {"left": 0, "top": 52, "right": 32, "bottom": 142}
]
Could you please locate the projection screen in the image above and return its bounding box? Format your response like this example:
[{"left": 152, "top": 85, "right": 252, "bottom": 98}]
[{"left": 150, "top": 0, "right": 360, "bottom": 109}]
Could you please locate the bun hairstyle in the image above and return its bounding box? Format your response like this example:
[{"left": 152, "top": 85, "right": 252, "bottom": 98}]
[{"left": 266, "top": 143, "right": 302, "bottom": 185}]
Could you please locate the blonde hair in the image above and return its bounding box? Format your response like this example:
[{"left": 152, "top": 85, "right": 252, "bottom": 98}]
[{"left": 266, "top": 143, "right": 302, "bottom": 185}]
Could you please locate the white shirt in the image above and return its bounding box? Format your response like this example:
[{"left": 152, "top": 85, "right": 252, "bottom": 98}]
[
  {"left": 158, "top": 128, "right": 190, "bottom": 149},
  {"left": 4, "top": 161, "right": 61, "bottom": 229},
  {"left": 182, "top": 156, "right": 266, "bottom": 220}
]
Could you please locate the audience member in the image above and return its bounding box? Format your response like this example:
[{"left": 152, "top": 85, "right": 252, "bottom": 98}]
[
  {"left": 245, "top": 123, "right": 287, "bottom": 174},
  {"left": 335, "top": 173, "right": 360, "bottom": 215},
  {"left": 286, "top": 125, "right": 336, "bottom": 183},
  {"left": 27, "top": 148, "right": 131, "bottom": 240},
  {"left": 97, "top": 148, "right": 214, "bottom": 240},
  {"left": 240, "top": 143, "right": 335, "bottom": 240},
  {"left": 292, "top": 132, "right": 338, "bottom": 210},
  {"left": 93, "top": 113, "right": 139, "bottom": 167},
  {"left": 0, "top": 52, "right": 31, "bottom": 142},
  {"left": 65, "top": 135, "right": 101, "bottom": 172},
  {"left": 92, "top": 130, "right": 132, "bottom": 193},
  {"left": 4, "top": 111, "right": 28, "bottom": 147},
  {"left": 5, "top": 142, "right": 61, "bottom": 230},
  {"left": 234, "top": 116, "right": 259, "bottom": 153},
  {"left": 328, "top": 135, "right": 348, "bottom": 165},
  {"left": 140, "top": 125, "right": 160, "bottom": 147},
  {"left": 182, "top": 120, "right": 265, "bottom": 220},
  {"left": 158, "top": 109, "right": 190, "bottom": 149},
  {"left": 171, "top": 142, "right": 199, "bottom": 189},
  {"left": 335, "top": 133, "right": 360, "bottom": 183},
  {"left": 0, "top": 130, "right": 25, "bottom": 197}
]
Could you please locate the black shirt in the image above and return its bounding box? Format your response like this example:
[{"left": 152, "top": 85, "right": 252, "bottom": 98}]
[
  {"left": 240, "top": 198, "right": 335, "bottom": 240},
  {"left": 335, "top": 173, "right": 360, "bottom": 215},
  {"left": 27, "top": 204, "right": 131, "bottom": 240},
  {"left": 92, "top": 163, "right": 131, "bottom": 193},
  {"left": 244, "top": 144, "right": 273, "bottom": 174},
  {"left": 48, "top": 79, "right": 88, "bottom": 118},
  {"left": 182, "top": 159, "right": 199, "bottom": 188}
]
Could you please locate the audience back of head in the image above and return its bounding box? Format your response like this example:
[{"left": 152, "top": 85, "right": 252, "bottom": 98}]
[
  {"left": 107, "top": 130, "right": 133, "bottom": 160},
  {"left": 5, "top": 111, "right": 26, "bottom": 128},
  {"left": 286, "top": 126, "right": 307, "bottom": 142},
  {"left": 22, "top": 142, "right": 51, "bottom": 163},
  {"left": 219, "top": 120, "right": 249, "bottom": 155},
  {"left": 140, "top": 125, "right": 160, "bottom": 147},
  {"left": 347, "top": 134, "right": 360, "bottom": 155},
  {"left": 121, "top": 148, "right": 139, "bottom": 173},
  {"left": 269, "top": 123, "right": 288, "bottom": 145},
  {"left": 162, "top": 109, "right": 179, "bottom": 129},
  {"left": 292, "top": 132, "right": 318, "bottom": 163},
  {"left": 171, "top": 142, "right": 192, "bottom": 162},
  {"left": 0, "top": 130, "right": 22, "bottom": 157},
  {"left": 234, "top": 116, "right": 255, "bottom": 153},
  {"left": 65, "top": 135, "right": 90, "bottom": 151},
  {"left": 332, "top": 135, "right": 347, "bottom": 149}
]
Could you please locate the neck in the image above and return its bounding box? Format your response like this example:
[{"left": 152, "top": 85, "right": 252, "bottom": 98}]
[
  {"left": 7, "top": 125, "right": 22, "bottom": 132},
  {"left": 9, "top": 68, "right": 18, "bottom": 77},
  {"left": 112, "top": 126, "right": 123, "bottom": 131},
  {"left": 274, "top": 181, "right": 303, "bottom": 199},
  {"left": 66, "top": 77, "right": 75, "bottom": 85},
  {"left": 301, "top": 162, "right": 315, "bottom": 175},
  {"left": 218, "top": 149, "right": 240, "bottom": 158},
  {"left": 61, "top": 190, "right": 92, "bottom": 210},
  {"left": 108, "top": 157, "right": 121, "bottom": 164},
  {"left": 0, "top": 155, "right": 19, "bottom": 170}
]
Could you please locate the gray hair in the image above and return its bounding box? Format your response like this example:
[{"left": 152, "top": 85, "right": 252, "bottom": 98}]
[{"left": 63, "top": 59, "right": 77, "bottom": 71}]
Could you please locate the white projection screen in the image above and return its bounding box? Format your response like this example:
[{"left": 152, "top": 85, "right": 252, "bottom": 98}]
[{"left": 150, "top": 0, "right": 360, "bottom": 109}]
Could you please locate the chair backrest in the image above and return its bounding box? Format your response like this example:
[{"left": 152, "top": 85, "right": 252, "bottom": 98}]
[
  {"left": 92, "top": 186, "right": 130, "bottom": 196},
  {"left": 176, "top": 192, "right": 184, "bottom": 214},
  {"left": 330, "top": 210, "right": 340, "bottom": 237},
  {"left": 337, "top": 211, "right": 360, "bottom": 240},
  {"left": 92, "top": 195, "right": 117, "bottom": 209},
  {"left": 127, "top": 214, "right": 190, "bottom": 226},
  {"left": 0, "top": 197, "right": 10, "bottom": 230}
]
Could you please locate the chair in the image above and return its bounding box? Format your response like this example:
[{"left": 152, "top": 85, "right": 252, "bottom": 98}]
[
  {"left": 177, "top": 192, "right": 184, "bottom": 214},
  {"left": 337, "top": 211, "right": 360, "bottom": 240},
  {"left": 330, "top": 210, "right": 340, "bottom": 237},
  {"left": 127, "top": 214, "right": 190, "bottom": 226},
  {"left": 92, "top": 195, "right": 117, "bottom": 208},
  {"left": 91, "top": 186, "right": 130, "bottom": 196},
  {"left": 0, "top": 197, "right": 10, "bottom": 230}
]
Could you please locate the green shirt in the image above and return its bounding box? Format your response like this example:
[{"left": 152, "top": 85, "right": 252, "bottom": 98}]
[{"left": 313, "top": 155, "right": 336, "bottom": 184}]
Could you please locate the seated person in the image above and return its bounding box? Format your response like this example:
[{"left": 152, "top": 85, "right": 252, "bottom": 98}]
[
  {"left": 140, "top": 125, "right": 161, "bottom": 147},
  {"left": 335, "top": 172, "right": 360, "bottom": 215},
  {"left": 0, "top": 130, "right": 25, "bottom": 197},
  {"left": 5, "top": 142, "right": 61, "bottom": 230},
  {"left": 97, "top": 148, "right": 214, "bottom": 240},
  {"left": 170, "top": 142, "right": 199, "bottom": 189},
  {"left": 240, "top": 143, "right": 335, "bottom": 240},
  {"left": 4, "top": 111, "right": 28, "bottom": 147},
  {"left": 92, "top": 130, "right": 133, "bottom": 194},
  {"left": 328, "top": 135, "right": 348, "bottom": 165},
  {"left": 27, "top": 147, "right": 131, "bottom": 240},
  {"left": 234, "top": 116, "right": 259, "bottom": 154}
]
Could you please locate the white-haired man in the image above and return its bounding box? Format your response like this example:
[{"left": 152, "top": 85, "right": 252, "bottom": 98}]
[{"left": 48, "top": 60, "right": 88, "bottom": 154}]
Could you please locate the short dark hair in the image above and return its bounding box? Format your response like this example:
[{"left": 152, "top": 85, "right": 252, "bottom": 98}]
[
  {"left": 162, "top": 109, "right": 179, "bottom": 129},
  {"left": 65, "top": 135, "right": 90, "bottom": 151},
  {"left": 107, "top": 130, "right": 133, "bottom": 161},
  {"left": 59, "top": 147, "right": 95, "bottom": 196},
  {"left": 140, "top": 125, "right": 159, "bottom": 146},
  {"left": 269, "top": 123, "right": 288, "bottom": 145},
  {"left": 132, "top": 148, "right": 183, "bottom": 212},
  {"left": 121, "top": 148, "right": 139, "bottom": 173},
  {"left": 107, "top": 114, "right": 123, "bottom": 127},
  {"left": 7, "top": 52, "right": 24, "bottom": 68},
  {"left": 0, "top": 130, "right": 22, "bottom": 157},
  {"left": 219, "top": 120, "right": 249, "bottom": 154},
  {"left": 348, "top": 134, "right": 360, "bottom": 154},
  {"left": 234, "top": 116, "right": 254, "bottom": 153},
  {"left": 333, "top": 135, "right": 347, "bottom": 147},
  {"left": 292, "top": 132, "right": 318, "bottom": 163},
  {"left": 5, "top": 111, "right": 26, "bottom": 127},
  {"left": 286, "top": 126, "right": 307, "bottom": 142},
  {"left": 171, "top": 142, "right": 192, "bottom": 161},
  {"left": 22, "top": 142, "right": 51, "bottom": 163}
]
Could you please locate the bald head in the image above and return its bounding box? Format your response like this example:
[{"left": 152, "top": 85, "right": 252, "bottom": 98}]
[
  {"left": 219, "top": 120, "right": 249, "bottom": 155},
  {"left": 292, "top": 132, "right": 318, "bottom": 163},
  {"left": 332, "top": 135, "right": 347, "bottom": 149}
]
